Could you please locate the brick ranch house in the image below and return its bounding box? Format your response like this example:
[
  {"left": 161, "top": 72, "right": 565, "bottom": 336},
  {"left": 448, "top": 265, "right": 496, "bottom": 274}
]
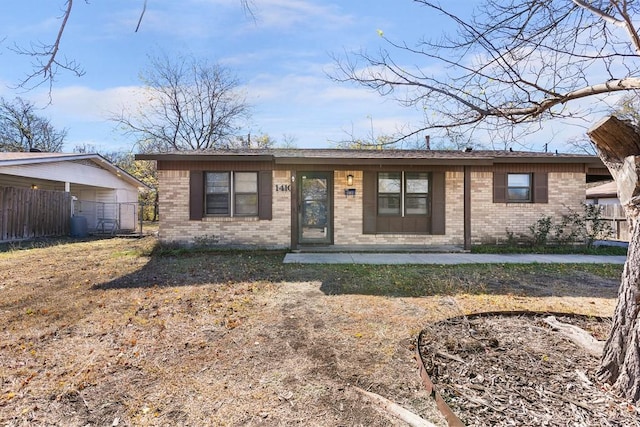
[{"left": 136, "top": 149, "right": 609, "bottom": 250}]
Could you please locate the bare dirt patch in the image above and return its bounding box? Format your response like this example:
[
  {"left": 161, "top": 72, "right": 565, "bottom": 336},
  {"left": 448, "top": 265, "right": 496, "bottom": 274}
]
[{"left": 0, "top": 237, "right": 635, "bottom": 426}]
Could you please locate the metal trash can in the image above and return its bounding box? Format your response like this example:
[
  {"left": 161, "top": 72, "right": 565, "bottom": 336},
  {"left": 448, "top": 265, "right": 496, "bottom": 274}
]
[{"left": 70, "top": 216, "right": 88, "bottom": 237}]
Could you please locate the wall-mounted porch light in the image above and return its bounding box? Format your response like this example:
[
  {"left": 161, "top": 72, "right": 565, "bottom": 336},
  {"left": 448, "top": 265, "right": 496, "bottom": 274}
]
[
  {"left": 31, "top": 184, "right": 38, "bottom": 190},
  {"left": 345, "top": 174, "right": 356, "bottom": 198}
]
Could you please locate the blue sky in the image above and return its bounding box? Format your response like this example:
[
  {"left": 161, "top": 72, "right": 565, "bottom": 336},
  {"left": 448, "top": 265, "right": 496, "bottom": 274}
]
[{"left": 0, "top": 0, "right": 596, "bottom": 153}]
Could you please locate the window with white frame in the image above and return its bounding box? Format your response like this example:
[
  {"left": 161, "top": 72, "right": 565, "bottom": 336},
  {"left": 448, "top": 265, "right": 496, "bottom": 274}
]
[
  {"left": 507, "top": 173, "right": 532, "bottom": 202},
  {"left": 377, "top": 172, "right": 430, "bottom": 216},
  {"left": 205, "top": 171, "right": 258, "bottom": 216}
]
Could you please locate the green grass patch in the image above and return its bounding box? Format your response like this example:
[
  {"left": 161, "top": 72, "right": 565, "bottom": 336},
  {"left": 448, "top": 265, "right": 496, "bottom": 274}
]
[
  {"left": 471, "top": 244, "right": 628, "bottom": 256},
  {"left": 95, "top": 243, "right": 625, "bottom": 298},
  {"left": 300, "top": 263, "right": 623, "bottom": 297}
]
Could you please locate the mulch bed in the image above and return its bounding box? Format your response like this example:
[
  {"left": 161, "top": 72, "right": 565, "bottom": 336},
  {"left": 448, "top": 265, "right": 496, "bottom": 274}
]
[{"left": 417, "top": 313, "right": 640, "bottom": 426}]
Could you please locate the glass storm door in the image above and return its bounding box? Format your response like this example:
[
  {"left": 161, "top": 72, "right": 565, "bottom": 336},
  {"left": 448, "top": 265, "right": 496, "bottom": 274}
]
[{"left": 299, "top": 172, "right": 332, "bottom": 244}]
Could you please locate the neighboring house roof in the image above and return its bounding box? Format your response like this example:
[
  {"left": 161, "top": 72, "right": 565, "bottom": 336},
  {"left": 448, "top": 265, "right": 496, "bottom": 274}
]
[
  {"left": 586, "top": 181, "right": 618, "bottom": 199},
  {"left": 0, "top": 152, "right": 149, "bottom": 190},
  {"left": 137, "top": 148, "right": 605, "bottom": 168}
]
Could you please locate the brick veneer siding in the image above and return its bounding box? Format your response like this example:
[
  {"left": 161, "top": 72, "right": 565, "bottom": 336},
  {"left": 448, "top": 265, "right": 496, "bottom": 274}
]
[
  {"left": 332, "top": 170, "right": 465, "bottom": 246},
  {"left": 157, "top": 170, "right": 291, "bottom": 247},
  {"left": 158, "top": 167, "right": 586, "bottom": 248},
  {"left": 470, "top": 170, "right": 585, "bottom": 244}
]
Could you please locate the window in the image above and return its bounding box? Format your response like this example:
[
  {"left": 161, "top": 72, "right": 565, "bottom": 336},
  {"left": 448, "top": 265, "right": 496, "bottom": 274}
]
[
  {"left": 507, "top": 173, "right": 532, "bottom": 202},
  {"left": 405, "top": 172, "right": 430, "bottom": 215},
  {"left": 378, "top": 172, "right": 401, "bottom": 215},
  {"left": 234, "top": 172, "right": 259, "bottom": 216},
  {"left": 364, "top": 171, "right": 444, "bottom": 235},
  {"left": 206, "top": 172, "right": 230, "bottom": 215},
  {"left": 205, "top": 171, "right": 258, "bottom": 216},
  {"left": 493, "top": 172, "right": 547, "bottom": 204},
  {"left": 377, "top": 172, "right": 430, "bottom": 216}
]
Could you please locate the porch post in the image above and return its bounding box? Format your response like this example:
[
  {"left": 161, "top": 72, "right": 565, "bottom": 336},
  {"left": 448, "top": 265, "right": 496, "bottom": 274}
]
[
  {"left": 464, "top": 166, "right": 471, "bottom": 250},
  {"left": 290, "top": 170, "right": 298, "bottom": 250}
]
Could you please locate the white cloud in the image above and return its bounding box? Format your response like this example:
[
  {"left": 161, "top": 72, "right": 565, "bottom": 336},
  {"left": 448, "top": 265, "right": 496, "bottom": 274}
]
[
  {"left": 97, "top": 0, "right": 354, "bottom": 41},
  {"left": 32, "top": 85, "right": 147, "bottom": 123},
  {"left": 242, "top": 68, "right": 426, "bottom": 146},
  {"left": 248, "top": 0, "right": 354, "bottom": 31}
]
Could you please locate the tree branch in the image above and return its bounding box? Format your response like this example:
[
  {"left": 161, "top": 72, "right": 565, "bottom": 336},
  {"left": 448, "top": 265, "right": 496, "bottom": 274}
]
[
  {"left": 11, "top": 0, "right": 85, "bottom": 96},
  {"left": 333, "top": 0, "right": 640, "bottom": 143}
]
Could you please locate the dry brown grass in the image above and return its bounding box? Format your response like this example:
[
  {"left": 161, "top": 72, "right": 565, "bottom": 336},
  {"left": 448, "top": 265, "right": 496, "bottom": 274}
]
[{"left": 0, "top": 237, "right": 621, "bottom": 426}]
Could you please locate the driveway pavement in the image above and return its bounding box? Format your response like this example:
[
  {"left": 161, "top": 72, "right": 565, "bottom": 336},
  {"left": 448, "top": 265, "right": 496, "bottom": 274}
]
[{"left": 283, "top": 253, "right": 628, "bottom": 265}]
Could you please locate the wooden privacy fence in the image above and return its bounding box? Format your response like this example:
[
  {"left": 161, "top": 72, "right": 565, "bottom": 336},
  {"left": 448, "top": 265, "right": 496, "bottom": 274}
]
[
  {"left": 594, "top": 203, "right": 630, "bottom": 241},
  {"left": 0, "top": 186, "right": 72, "bottom": 242}
]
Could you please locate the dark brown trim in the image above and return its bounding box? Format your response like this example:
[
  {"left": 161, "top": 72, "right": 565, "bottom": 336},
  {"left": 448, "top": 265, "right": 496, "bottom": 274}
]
[
  {"left": 274, "top": 157, "right": 494, "bottom": 166},
  {"left": 157, "top": 160, "right": 274, "bottom": 171},
  {"left": 290, "top": 170, "right": 298, "bottom": 249},
  {"left": 533, "top": 172, "right": 548, "bottom": 203},
  {"left": 478, "top": 163, "right": 584, "bottom": 173},
  {"left": 189, "top": 171, "right": 204, "bottom": 220},
  {"left": 493, "top": 172, "right": 507, "bottom": 203},
  {"left": 464, "top": 166, "right": 471, "bottom": 250},
  {"left": 431, "top": 172, "right": 445, "bottom": 235},
  {"left": 362, "top": 171, "right": 377, "bottom": 234},
  {"left": 138, "top": 154, "right": 274, "bottom": 162},
  {"left": 258, "top": 170, "right": 272, "bottom": 220}
]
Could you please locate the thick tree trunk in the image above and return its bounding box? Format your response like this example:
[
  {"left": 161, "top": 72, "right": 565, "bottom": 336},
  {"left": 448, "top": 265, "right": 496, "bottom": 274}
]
[
  {"left": 597, "top": 222, "right": 640, "bottom": 400},
  {"left": 588, "top": 116, "right": 640, "bottom": 402}
]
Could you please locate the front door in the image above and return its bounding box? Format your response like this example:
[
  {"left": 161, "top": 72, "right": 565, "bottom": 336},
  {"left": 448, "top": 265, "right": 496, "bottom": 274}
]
[{"left": 298, "top": 172, "right": 332, "bottom": 245}]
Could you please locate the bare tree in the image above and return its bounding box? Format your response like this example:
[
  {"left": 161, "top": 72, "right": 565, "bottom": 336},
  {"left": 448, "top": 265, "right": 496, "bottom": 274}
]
[
  {"left": 8, "top": 0, "right": 253, "bottom": 93},
  {"left": 334, "top": 0, "right": 640, "bottom": 402},
  {"left": 0, "top": 97, "right": 66, "bottom": 152},
  {"left": 612, "top": 90, "right": 640, "bottom": 126},
  {"left": 113, "top": 53, "right": 251, "bottom": 152},
  {"left": 10, "top": 0, "right": 85, "bottom": 94},
  {"left": 234, "top": 133, "right": 277, "bottom": 148},
  {"left": 333, "top": 1, "right": 640, "bottom": 141}
]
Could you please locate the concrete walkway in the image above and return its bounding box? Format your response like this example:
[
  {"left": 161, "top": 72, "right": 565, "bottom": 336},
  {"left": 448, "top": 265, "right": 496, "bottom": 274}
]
[{"left": 283, "top": 253, "right": 628, "bottom": 265}]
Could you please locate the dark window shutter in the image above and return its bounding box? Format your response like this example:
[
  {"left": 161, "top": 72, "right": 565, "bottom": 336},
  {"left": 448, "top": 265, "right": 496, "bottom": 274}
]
[
  {"left": 493, "top": 172, "right": 507, "bottom": 203},
  {"left": 533, "top": 172, "right": 548, "bottom": 203},
  {"left": 362, "top": 171, "right": 377, "bottom": 234},
  {"left": 189, "top": 171, "right": 204, "bottom": 220},
  {"left": 431, "top": 171, "right": 446, "bottom": 235},
  {"left": 258, "top": 170, "right": 272, "bottom": 220}
]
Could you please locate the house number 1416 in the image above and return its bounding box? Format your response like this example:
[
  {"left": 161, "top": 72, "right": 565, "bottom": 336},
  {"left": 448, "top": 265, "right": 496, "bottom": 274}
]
[{"left": 275, "top": 184, "right": 291, "bottom": 192}]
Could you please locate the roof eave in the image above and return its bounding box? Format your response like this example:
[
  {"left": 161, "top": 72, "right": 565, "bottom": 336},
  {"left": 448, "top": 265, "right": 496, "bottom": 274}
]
[
  {"left": 0, "top": 153, "right": 151, "bottom": 191},
  {"left": 491, "top": 156, "right": 603, "bottom": 165},
  {"left": 0, "top": 153, "right": 99, "bottom": 166},
  {"left": 135, "top": 154, "right": 275, "bottom": 162},
  {"left": 273, "top": 157, "right": 495, "bottom": 166}
]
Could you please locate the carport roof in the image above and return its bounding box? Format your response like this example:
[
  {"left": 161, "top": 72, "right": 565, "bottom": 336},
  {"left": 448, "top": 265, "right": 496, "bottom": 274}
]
[{"left": 0, "top": 152, "right": 150, "bottom": 190}]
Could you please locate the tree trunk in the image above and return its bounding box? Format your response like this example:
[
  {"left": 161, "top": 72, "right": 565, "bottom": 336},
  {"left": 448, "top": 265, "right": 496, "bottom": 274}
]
[
  {"left": 587, "top": 116, "right": 640, "bottom": 402},
  {"left": 153, "top": 191, "right": 159, "bottom": 222}
]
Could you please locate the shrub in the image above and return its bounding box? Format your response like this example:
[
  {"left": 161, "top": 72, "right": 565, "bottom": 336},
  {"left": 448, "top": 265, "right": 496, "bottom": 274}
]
[
  {"left": 497, "top": 204, "right": 614, "bottom": 250},
  {"left": 553, "top": 204, "right": 613, "bottom": 248},
  {"left": 553, "top": 209, "right": 583, "bottom": 245},
  {"left": 582, "top": 203, "right": 614, "bottom": 248},
  {"left": 529, "top": 215, "right": 553, "bottom": 247}
]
